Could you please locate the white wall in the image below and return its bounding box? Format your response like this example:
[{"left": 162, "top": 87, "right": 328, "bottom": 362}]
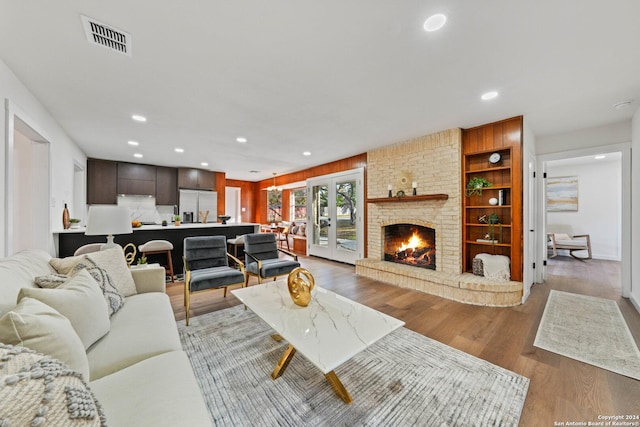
[
  {"left": 631, "top": 107, "right": 640, "bottom": 310},
  {"left": 1, "top": 59, "right": 86, "bottom": 257},
  {"left": 546, "top": 158, "right": 621, "bottom": 260},
  {"left": 536, "top": 120, "right": 631, "bottom": 154}
]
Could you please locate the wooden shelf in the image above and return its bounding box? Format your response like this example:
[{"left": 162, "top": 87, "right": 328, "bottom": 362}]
[
  {"left": 367, "top": 194, "right": 448, "bottom": 203},
  {"left": 465, "top": 205, "right": 511, "bottom": 209},
  {"left": 465, "top": 166, "right": 510, "bottom": 174},
  {"left": 466, "top": 241, "right": 511, "bottom": 248},
  {"left": 465, "top": 223, "right": 512, "bottom": 228}
]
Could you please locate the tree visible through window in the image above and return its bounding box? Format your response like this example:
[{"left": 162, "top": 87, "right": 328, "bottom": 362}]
[
  {"left": 267, "top": 190, "right": 282, "bottom": 223},
  {"left": 291, "top": 188, "right": 307, "bottom": 222}
]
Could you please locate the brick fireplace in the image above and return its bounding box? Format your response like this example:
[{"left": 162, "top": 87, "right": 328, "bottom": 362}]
[{"left": 355, "top": 128, "right": 522, "bottom": 307}]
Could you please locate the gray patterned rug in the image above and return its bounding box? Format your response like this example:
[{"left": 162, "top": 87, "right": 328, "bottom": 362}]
[
  {"left": 178, "top": 305, "right": 529, "bottom": 426},
  {"left": 534, "top": 290, "right": 640, "bottom": 380}
]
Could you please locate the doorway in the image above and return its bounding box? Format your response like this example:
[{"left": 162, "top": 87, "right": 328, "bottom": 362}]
[
  {"left": 539, "top": 146, "right": 630, "bottom": 298},
  {"left": 307, "top": 169, "right": 364, "bottom": 264},
  {"left": 225, "top": 187, "right": 241, "bottom": 223},
  {"left": 7, "top": 117, "right": 50, "bottom": 254}
]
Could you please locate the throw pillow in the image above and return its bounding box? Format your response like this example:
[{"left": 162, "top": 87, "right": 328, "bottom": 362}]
[
  {"left": 0, "top": 343, "right": 106, "bottom": 426},
  {"left": 49, "top": 254, "right": 85, "bottom": 275},
  {"left": 19, "top": 270, "right": 110, "bottom": 350},
  {"left": 35, "top": 273, "right": 69, "bottom": 289},
  {"left": 72, "top": 259, "right": 125, "bottom": 317},
  {"left": 86, "top": 247, "right": 137, "bottom": 297},
  {"left": 0, "top": 298, "right": 90, "bottom": 381}
]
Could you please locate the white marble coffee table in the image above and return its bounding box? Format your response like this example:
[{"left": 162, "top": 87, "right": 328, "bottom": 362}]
[{"left": 231, "top": 281, "right": 404, "bottom": 403}]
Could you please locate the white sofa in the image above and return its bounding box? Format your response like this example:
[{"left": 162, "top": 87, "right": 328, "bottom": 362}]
[{"left": 0, "top": 249, "right": 212, "bottom": 427}]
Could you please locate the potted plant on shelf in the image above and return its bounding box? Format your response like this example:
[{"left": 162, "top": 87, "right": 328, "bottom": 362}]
[
  {"left": 466, "top": 177, "right": 492, "bottom": 196},
  {"left": 174, "top": 215, "right": 181, "bottom": 226},
  {"left": 68, "top": 218, "right": 81, "bottom": 229}
]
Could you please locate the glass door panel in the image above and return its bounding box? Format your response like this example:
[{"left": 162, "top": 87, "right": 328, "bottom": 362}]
[
  {"left": 311, "top": 184, "right": 329, "bottom": 248},
  {"left": 335, "top": 179, "right": 357, "bottom": 254}
]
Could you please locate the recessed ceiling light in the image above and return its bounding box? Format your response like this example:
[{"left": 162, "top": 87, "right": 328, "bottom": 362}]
[
  {"left": 127, "top": 140, "right": 139, "bottom": 146},
  {"left": 131, "top": 114, "right": 147, "bottom": 122},
  {"left": 481, "top": 91, "right": 499, "bottom": 101},
  {"left": 133, "top": 153, "right": 143, "bottom": 158},
  {"left": 595, "top": 155, "right": 606, "bottom": 159},
  {"left": 613, "top": 100, "right": 634, "bottom": 110},
  {"left": 201, "top": 162, "right": 209, "bottom": 166},
  {"left": 303, "top": 151, "right": 311, "bottom": 156},
  {"left": 174, "top": 148, "right": 184, "bottom": 153},
  {"left": 236, "top": 137, "right": 247, "bottom": 143},
  {"left": 423, "top": 14, "right": 447, "bottom": 32}
]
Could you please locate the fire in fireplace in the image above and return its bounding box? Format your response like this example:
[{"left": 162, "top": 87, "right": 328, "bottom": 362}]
[{"left": 383, "top": 224, "right": 436, "bottom": 270}]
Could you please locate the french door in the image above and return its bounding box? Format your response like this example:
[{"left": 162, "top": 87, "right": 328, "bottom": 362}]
[{"left": 307, "top": 169, "right": 364, "bottom": 264}]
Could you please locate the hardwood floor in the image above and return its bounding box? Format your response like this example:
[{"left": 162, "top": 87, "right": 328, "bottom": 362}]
[{"left": 167, "top": 255, "right": 640, "bottom": 426}]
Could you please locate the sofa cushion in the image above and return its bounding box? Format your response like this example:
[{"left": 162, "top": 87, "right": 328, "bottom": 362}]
[
  {"left": 0, "top": 297, "right": 90, "bottom": 380},
  {"left": 0, "top": 343, "right": 106, "bottom": 426},
  {"left": 0, "top": 249, "right": 53, "bottom": 311},
  {"left": 18, "top": 269, "right": 110, "bottom": 350},
  {"left": 50, "top": 247, "right": 137, "bottom": 297},
  {"left": 90, "top": 351, "right": 211, "bottom": 427},
  {"left": 35, "top": 273, "right": 69, "bottom": 288},
  {"left": 86, "top": 248, "right": 137, "bottom": 297},
  {"left": 86, "top": 292, "right": 182, "bottom": 381},
  {"left": 72, "top": 259, "right": 125, "bottom": 317}
]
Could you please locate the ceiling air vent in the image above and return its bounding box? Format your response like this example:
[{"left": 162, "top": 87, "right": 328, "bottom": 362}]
[{"left": 81, "top": 15, "right": 131, "bottom": 56}]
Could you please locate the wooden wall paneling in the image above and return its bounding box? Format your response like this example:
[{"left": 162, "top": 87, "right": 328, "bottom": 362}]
[
  {"left": 215, "top": 172, "right": 225, "bottom": 218},
  {"left": 225, "top": 179, "right": 260, "bottom": 223}
]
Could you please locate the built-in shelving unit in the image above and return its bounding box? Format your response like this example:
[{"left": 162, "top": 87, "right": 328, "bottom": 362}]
[{"left": 462, "top": 116, "right": 523, "bottom": 282}]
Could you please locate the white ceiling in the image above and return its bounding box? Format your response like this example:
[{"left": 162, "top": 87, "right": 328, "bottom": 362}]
[{"left": 1, "top": 0, "right": 639, "bottom": 181}]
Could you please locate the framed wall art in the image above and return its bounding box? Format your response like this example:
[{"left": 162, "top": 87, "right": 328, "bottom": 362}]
[{"left": 546, "top": 176, "right": 578, "bottom": 212}]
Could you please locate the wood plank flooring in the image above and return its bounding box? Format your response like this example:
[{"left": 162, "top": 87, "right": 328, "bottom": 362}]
[{"left": 167, "top": 255, "right": 640, "bottom": 426}]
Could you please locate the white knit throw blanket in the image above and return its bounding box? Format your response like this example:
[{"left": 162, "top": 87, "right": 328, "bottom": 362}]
[{"left": 475, "top": 253, "right": 510, "bottom": 281}]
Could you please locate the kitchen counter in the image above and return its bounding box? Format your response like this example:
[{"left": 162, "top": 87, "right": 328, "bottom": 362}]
[
  {"left": 53, "top": 222, "right": 259, "bottom": 234},
  {"left": 54, "top": 223, "right": 260, "bottom": 273}
]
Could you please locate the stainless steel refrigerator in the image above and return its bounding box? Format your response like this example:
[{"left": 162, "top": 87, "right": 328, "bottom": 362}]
[{"left": 179, "top": 189, "right": 217, "bottom": 223}]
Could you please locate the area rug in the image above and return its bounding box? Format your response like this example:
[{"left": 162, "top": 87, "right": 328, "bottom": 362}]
[
  {"left": 534, "top": 290, "right": 640, "bottom": 380},
  {"left": 178, "top": 305, "right": 529, "bottom": 426}
]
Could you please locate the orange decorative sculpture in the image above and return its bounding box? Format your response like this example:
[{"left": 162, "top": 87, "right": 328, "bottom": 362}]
[{"left": 287, "top": 267, "right": 315, "bottom": 307}]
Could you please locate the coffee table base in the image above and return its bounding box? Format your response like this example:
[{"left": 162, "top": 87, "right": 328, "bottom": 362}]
[{"left": 271, "top": 344, "right": 353, "bottom": 404}]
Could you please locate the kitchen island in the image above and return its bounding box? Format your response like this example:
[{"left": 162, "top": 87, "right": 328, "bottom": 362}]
[{"left": 54, "top": 222, "right": 260, "bottom": 274}]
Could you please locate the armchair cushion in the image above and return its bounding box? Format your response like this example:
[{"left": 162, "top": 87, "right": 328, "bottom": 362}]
[
  {"left": 189, "top": 266, "right": 245, "bottom": 292},
  {"left": 246, "top": 258, "right": 300, "bottom": 278},
  {"left": 243, "top": 233, "right": 279, "bottom": 264},
  {"left": 184, "top": 236, "right": 229, "bottom": 270}
]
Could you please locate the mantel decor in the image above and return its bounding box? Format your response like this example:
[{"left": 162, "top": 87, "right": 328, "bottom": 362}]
[{"left": 367, "top": 194, "right": 448, "bottom": 203}]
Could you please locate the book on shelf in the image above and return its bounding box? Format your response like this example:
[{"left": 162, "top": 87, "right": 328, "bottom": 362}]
[{"left": 476, "top": 238, "right": 499, "bottom": 244}]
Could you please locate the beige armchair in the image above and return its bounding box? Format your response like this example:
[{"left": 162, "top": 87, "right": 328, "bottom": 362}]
[{"left": 547, "top": 230, "right": 592, "bottom": 260}]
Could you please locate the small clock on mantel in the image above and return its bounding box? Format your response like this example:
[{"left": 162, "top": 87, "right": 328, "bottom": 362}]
[{"left": 488, "top": 152, "right": 502, "bottom": 165}]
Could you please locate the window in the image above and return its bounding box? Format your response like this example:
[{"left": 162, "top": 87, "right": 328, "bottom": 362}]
[
  {"left": 291, "top": 188, "right": 307, "bottom": 222},
  {"left": 267, "top": 190, "right": 282, "bottom": 223}
]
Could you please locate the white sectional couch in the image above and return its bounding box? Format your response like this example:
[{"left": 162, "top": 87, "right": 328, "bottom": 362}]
[{"left": 0, "top": 249, "right": 212, "bottom": 427}]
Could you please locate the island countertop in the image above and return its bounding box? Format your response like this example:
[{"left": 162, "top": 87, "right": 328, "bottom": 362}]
[
  {"left": 53, "top": 222, "right": 260, "bottom": 234},
  {"left": 54, "top": 223, "right": 260, "bottom": 272}
]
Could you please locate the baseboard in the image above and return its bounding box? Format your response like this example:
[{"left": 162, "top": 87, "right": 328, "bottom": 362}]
[{"left": 629, "top": 294, "right": 640, "bottom": 315}]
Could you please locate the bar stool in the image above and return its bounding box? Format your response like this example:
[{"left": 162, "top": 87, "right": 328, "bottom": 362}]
[{"left": 139, "top": 240, "right": 175, "bottom": 282}]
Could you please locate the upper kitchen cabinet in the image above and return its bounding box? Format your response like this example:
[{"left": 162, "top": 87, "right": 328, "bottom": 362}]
[
  {"left": 87, "top": 158, "right": 117, "bottom": 204},
  {"left": 117, "top": 163, "right": 156, "bottom": 196},
  {"left": 178, "top": 168, "right": 216, "bottom": 190},
  {"left": 156, "top": 166, "right": 178, "bottom": 205}
]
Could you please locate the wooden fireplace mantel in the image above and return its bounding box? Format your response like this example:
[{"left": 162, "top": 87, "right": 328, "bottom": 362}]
[{"left": 366, "top": 194, "right": 448, "bottom": 203}]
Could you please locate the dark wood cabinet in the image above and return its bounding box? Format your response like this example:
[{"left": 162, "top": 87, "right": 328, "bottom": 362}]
[
  {"left": 178, "top": 168, "right": 216, "bottom": 190},
  {"left": 462, "top": 116, "right": 523, "bottom": 282},
  {"left": 117, "top": 163, "right": 156, "bottom": 196},
  {"left": 156, "top": 167, "right": 178, "bottom": 205},
  {"left": 87, "top": 158, "right": 117, "bottom": 204}
]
